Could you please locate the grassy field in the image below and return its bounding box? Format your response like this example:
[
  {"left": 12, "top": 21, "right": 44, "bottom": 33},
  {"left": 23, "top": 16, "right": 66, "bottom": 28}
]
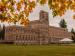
[{"left": 0, "top": 44, "right": 75, "bottom": 56}]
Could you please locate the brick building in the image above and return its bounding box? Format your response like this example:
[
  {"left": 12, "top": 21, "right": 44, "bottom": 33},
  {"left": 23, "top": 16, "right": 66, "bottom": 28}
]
[{"left": 3, "top": 10, "right": 72, "bottom": 45}]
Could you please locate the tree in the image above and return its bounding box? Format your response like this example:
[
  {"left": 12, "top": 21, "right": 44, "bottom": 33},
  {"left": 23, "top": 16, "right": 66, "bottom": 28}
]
[
  {"left": 0, "top": 0, "right": 35, "bottom": 26},
  {"left": 39, "top": 0, "right": 75, "bottom": 18},
  {"left": 71, "top": 28, "right": 75, "bottom": 42},
  {"left": 71, "top": 28, "right": 75, "bottom": 34},
  {"left": 59, "top": 19, "right": 67, "bottom": 28}
]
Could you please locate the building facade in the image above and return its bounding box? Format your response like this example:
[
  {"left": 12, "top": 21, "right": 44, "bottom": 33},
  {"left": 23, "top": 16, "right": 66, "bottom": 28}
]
[{"left": 4, "top": 10, "right": 72, "bottom": 45}]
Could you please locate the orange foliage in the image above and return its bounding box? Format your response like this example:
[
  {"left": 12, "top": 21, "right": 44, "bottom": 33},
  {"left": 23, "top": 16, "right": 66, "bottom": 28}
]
[
  {"left": 20, "top": 18, "right": 29, "bottom": 26},
  {"left": 73, "top": 15, "right": 75, "bottom": 19}
]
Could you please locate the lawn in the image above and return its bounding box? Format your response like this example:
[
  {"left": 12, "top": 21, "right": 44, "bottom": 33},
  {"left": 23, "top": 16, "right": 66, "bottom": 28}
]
[{"left": 0, "top": 44, "right": 75, "bottom": 56}]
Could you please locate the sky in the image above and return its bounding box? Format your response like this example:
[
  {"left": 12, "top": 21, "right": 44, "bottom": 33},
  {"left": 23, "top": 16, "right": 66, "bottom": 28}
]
[{"left": 28, "top": 3, "right": 75, "bottom": 31}]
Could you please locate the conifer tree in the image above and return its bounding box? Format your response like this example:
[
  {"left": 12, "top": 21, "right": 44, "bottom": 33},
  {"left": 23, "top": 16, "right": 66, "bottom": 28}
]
[
  {"left": 71, "top": 28, "right": 75, "bottom": 42},
  {"left": 59, "top": 19, "right": 67, "bottom": 28}
]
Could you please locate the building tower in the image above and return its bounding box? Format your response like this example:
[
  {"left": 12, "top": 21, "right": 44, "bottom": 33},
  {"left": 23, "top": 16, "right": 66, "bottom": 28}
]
[{"left": 39, "top": 10, "right": 49, "bottom": 25}]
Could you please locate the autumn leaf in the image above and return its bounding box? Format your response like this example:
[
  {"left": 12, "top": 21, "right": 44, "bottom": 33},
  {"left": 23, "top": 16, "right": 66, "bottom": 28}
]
[
  {"left": 40, "top": 0, "right": 47, "bottom": 5},
  {"left": 73, "top": 14, "right": 75, "bottom": 19},
  {"left": 20, "top": 18, "right": 29, "bottom": 26}
]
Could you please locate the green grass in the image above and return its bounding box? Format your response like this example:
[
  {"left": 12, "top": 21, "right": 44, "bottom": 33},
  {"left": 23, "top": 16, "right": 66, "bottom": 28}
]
[{"left": 0, "top": 44, "right": 75, "bottom": 56}]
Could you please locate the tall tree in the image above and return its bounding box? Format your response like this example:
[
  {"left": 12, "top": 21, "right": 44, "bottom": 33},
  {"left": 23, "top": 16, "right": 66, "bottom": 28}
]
[
  {"left": 59, "top": 19, "right": 67, "bottom": 28},
  {"left": 71, "top": 28, "right": 75, "bottom": 42},
  {"left": 71, "top": 28, "right": 75, "bottom": 34}
]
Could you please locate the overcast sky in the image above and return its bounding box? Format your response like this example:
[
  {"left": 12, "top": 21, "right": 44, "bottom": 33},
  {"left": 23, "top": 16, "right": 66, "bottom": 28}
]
[{"left": 28, "top": 3, "right": 75, "bottom": 31}]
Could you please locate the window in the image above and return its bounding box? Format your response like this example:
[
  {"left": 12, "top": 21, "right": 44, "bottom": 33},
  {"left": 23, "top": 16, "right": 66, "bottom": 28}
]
[{"left": 23, "top": 36, "right": 24, "bottom": 40}]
